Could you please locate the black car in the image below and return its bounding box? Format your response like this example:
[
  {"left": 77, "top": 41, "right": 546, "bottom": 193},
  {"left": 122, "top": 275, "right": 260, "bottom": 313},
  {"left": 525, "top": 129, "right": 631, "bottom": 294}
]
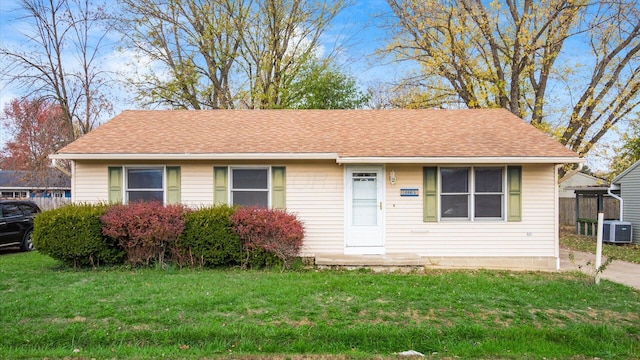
[{"left": 0, "top": 200, "right": 41, "bottom": 252}]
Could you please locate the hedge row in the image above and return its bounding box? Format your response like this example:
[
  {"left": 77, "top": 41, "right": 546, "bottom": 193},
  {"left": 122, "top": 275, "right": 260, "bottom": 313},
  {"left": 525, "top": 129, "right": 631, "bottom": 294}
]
[{"left": 32, "top": 203, "right": 304, "bottom": 269}]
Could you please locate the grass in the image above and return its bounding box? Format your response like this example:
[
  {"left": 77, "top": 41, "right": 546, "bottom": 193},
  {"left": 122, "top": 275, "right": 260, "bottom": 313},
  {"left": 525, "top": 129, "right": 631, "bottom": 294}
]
[
  {"left": 560, "top": 227, "right": 640, "bottom": 264},
  {"left": 1, "top": 251, "right": 639, "bottom": 359}
]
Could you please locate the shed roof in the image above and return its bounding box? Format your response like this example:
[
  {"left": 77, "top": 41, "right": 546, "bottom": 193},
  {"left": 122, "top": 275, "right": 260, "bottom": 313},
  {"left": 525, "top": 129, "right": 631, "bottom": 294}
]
[{"left": 52, "top": 109, "right": 580, "bottom": 163}]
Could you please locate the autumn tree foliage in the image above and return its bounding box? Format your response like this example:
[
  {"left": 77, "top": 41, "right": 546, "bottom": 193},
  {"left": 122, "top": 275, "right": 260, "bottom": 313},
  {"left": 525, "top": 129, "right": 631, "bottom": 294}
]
[
  {"left": 116, "top": 0, "right": 348, "bottom": 110},
  {"left": 383, "top": 0, "right": 640, "bottom": 157},
  {"left": 0, "top": 98, "right": 71, "bottom": 173},
  {"left": 608, "top": 121, "right": 640, "bottom": 180},
  {"left": 0, "top": 0, "right": 114, "bottom": 140}
]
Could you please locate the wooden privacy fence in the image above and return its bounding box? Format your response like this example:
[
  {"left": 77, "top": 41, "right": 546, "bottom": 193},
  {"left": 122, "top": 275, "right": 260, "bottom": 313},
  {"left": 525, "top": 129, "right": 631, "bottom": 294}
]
[
  {"left": 559, "top": 197, "right": 620, "bottom": 226},
  {"left": 30, "top": 197, "right": 72, "bottom": 211}
]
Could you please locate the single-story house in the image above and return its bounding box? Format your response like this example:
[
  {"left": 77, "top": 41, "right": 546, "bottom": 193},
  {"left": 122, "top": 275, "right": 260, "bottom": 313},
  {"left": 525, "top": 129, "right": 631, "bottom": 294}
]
[
  {"left": 50, "top": 109, "right": 581, "bottom": 270},
  {"left": 0, "top": 170, "right": 71, "bottom": 199},
  {"left": 612, "top": 160, "right": 640, "bottom": 244}
]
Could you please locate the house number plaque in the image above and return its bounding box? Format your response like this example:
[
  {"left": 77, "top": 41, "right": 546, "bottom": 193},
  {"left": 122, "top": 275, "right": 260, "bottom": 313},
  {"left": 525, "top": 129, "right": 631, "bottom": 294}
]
[{"left": 400, "top": 188, "right": 419, "bottom": 197}]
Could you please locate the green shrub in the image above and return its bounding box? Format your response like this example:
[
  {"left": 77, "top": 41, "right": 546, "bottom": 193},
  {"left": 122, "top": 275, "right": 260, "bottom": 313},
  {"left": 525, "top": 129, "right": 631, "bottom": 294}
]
[
  {"left": 179, "top": 205, "right": 243, "bottom": 267},
  {"left": 246, "top": 248, "right": 283, "bottom": 269},
  {"left": 33, "top": 204, "right": 124, "bottom": 268}
]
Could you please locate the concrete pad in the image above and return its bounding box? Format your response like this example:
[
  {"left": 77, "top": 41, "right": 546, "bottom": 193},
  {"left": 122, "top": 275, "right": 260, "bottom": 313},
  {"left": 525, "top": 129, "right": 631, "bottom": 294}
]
[{"left": 559, "top": 248, "right": 640, "bottom": 290}]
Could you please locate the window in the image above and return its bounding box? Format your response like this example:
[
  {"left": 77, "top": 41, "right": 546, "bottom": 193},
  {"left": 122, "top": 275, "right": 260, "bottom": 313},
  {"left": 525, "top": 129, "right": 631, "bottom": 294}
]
[
  {"left": 1, "top": 191, "right": 28, "bottom": 199},
  {"left": 231, "top": 168, "right": 269, "bottom": 208},
  {"left": 49, "top": 191, "right": 64, "bottom": 198},
  {"left": 109, "top": 166, "right": 180, "bottom": 205},
  {"left": 474, "top": 168, "right": 503, "bottom": 218},
  {"left": 440, "top": 167, "right": 504, "bottom": 220},
  {"left": 126, "top": 168, "right": 163, "bottom": 203},
  {"left": 2, "top": 204, "right": 22, "bottom": 218},
  {"left": 441, "top": 168, "right": 469, "bottom": 218},
  {"left": 18, "top": 204, "right": 39, "bottom": 216}
]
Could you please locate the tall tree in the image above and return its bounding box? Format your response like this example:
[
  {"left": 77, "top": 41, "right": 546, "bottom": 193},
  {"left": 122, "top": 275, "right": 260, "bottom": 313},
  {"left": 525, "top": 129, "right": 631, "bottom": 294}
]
[
  {"left": 0, "top": 0, "right": 114, "bottom": 139},
  {"left": 117, "top": 0, "right": 247, "bottom": 109},
  {"left": 240, "top": 0, "right": 347, "bottom": 108},
  {"left": 116, "top": 0, "right": 347, "bottom": 110},
  {"left": 284, "top": 60, "right": 368, "bottom": 109},
  {"left": 383, "top": 0, "right": 640, "bottom": 157},
  {"left": 0, "top": 98, "right": 70, "bottom": 173}
]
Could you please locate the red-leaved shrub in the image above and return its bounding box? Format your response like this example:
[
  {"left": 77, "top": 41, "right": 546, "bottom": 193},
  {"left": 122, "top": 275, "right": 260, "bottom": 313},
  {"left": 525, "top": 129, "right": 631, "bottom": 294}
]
[
  {"left": 101, "top": 202, "right": 188, "bottom": 266},
  {"left": 230, "top": 207, "right": 304, "bottom": 269}
]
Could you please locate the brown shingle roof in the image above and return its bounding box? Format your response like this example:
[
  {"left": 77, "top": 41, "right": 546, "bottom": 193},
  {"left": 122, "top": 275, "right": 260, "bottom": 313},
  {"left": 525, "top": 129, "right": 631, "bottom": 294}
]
[{"left": 55, "top": 109, "right": 579, "bottom": 160}]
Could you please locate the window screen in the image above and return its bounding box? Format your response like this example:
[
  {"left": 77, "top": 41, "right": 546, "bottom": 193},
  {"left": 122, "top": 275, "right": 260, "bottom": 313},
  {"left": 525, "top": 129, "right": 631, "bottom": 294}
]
[
  {"left": 231, "top": 168, "right": 269, "bottom": 208},
  {"left": 126, "top": 168, "right": 164, "bottom": 203}
]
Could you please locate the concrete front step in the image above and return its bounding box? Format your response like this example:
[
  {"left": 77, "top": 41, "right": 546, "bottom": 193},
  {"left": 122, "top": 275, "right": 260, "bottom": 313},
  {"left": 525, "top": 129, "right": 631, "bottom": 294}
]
[
  {"left": 314, "top": 254, "right": 559, "bottom": 271},
  {"left": 315, "top": 253, "right": 425, "bottom": 267}
]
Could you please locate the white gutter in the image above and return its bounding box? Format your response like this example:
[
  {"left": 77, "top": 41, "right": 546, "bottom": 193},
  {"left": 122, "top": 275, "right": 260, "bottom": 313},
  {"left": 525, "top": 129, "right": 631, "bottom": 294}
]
[
  {"left": 607, "top": 183, "right": 623, "bottom": 221},
  {"left": 51, "top": 158, "right": 71, "bottom": 177},
  {"left": 558, "top": 162, "right": 584, "bottom": 184},
  {"left": 50, "top": 153, "right": 584, "bottom": 165},
  {"left": 49, "top": 153, "right": 340, "bottom": 161},
  {"left": 555, "top": 164, "right": 562, "bottom": 271},
  {"left": 337, "top": 156, "right": 584, "bottom": 164}
]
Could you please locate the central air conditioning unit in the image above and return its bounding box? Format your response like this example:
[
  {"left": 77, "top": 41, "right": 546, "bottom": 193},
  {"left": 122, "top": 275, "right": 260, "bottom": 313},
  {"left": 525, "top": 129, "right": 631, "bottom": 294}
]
[{"left": 602, "top": 220, "right": 632, "bottom": 243}]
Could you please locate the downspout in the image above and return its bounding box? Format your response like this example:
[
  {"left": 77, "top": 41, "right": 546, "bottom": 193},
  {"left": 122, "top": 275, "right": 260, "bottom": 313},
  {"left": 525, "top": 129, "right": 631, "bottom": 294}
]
[
  {"left": 558, "top": 162, "right": 584, "bottom": 184},
  {"left": 554, "top": 164, "right": 562, "bottom": 271},
  {"left": 607, "top": 184, "right": 623, "bottom": 221}
]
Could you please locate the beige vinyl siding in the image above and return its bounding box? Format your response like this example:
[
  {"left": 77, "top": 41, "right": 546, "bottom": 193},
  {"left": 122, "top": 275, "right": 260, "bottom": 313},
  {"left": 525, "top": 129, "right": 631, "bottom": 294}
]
[
  {"left": 72, "top": 160, "right": 558, "bottom": 258},
  {"left": 74, "top": 161, "right": 215, "bottom": 206},
  {"left": 384, "top": 164, "right": 557, "bottom": 257},
  {"left": 74, "top": 162, "right": 110, "bottom": 203},
  {"left": 206, "top": 161, "right": 344, "bottom": 255},
  {"left": 285, "top": 162, "right": 344, "bottom": 255},
  {"left": 618, "top": 166, "right": 640, "bottom": 244},
  {"left": 72, "top": 160, "right": 345, "bottom": 254},
  {"left": 180, "top": 163, "right": 214, "bottom": 207}
]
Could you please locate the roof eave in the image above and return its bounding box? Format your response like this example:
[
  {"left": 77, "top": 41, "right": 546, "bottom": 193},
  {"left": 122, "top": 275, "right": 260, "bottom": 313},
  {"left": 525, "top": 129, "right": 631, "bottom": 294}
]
[
  {"left": 337, "top": 156, "right": 583, "bottom": 164},
  {"left": 51, "top": 153, "right": 582, "bottom": 164},
  {"left": 50, "top": 153, "right": 340, "bottom": 161}
]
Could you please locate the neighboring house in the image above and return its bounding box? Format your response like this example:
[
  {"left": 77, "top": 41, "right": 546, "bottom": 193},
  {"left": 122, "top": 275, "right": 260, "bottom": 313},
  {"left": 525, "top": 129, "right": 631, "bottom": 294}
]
[
  {"left": 558, "top": 172, "right": 619, "bottom": 226},
  {"left": 612, "top": 160, "right": 640, "bottom": 244},
  {"left": 559, "top": 172, "right": 605, "bottom": 198},
  {"left": 0, "top": 170, "right": 71, "bottom": 199},
  {"left": 50, "top": 109, "right": 581, "bottom": 270}
]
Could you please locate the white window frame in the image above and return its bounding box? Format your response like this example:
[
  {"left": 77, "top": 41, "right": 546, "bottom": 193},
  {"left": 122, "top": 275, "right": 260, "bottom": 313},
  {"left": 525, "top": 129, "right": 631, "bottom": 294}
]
[
  {"left": 439, "top": 166, "right": 506, "bottom": 221},
  {"left": 51, "top": 191, "right": 64, "bottom": 198},
  {"left": 124, "top": 166, "right": 166, "bottom": 204},
  {"left": 230, "top": 166, "right": 271, "bottom": 208}
]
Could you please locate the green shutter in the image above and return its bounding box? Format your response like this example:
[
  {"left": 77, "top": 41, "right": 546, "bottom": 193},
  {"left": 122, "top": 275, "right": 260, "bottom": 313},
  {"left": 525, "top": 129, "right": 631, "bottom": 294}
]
[
  {"left": 423, "top": 167, "right": 438, "bottom": 222},
  {"left": 108, "top": 166, "right": 123, "bottom": 204},
  {"left": 271, "top": 166, "right": 286, "bottom": 209},
  {"left": 166, "top": 166, "right": 181, "bottom": 204},
  {"left": 507, "top": 166, "right": 522, "bottom": 222},
  {"left": 213, "top": 167, "right": 228, "bottom": 205}
]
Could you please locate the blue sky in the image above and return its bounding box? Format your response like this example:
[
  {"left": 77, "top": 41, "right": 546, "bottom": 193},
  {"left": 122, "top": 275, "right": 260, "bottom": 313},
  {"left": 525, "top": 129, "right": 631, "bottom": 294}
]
[
  {"left": 0, "top": 0, "right": 398, "bottom": 113},
  {"left": 0, "top": 0, "right": 630, "bottom": 172}
]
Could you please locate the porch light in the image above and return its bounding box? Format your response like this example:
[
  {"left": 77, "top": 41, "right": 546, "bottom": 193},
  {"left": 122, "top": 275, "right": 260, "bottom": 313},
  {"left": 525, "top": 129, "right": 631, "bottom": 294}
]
[{"left": 389, "top": 170, "right": 397, "bottom": 185}]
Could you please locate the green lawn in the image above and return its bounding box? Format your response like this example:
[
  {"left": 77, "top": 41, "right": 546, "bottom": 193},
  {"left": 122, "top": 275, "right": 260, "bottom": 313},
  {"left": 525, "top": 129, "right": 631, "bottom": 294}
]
[
  {"left": 560, "top": 228, "right": 640, "bottom": 264},
  {"left": 1, "top": 251, "right": 639, "bottom": 359}
]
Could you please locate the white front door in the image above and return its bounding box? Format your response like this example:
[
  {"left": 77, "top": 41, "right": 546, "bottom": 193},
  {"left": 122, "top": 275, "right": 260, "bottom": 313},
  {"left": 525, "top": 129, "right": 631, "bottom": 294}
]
[{"left": 345, "top": 166, "right": 384, "bottom": 254}]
